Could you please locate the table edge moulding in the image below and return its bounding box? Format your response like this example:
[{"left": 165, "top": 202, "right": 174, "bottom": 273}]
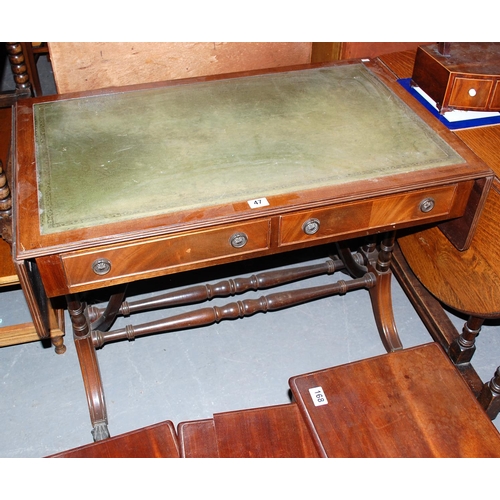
[{"left": 12, "top": 56, "right": 493, "bottom": 440}]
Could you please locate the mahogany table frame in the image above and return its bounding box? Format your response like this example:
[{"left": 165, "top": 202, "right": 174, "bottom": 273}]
[{"left": 11, "top": 58, "right": 493, "bottom": 441}]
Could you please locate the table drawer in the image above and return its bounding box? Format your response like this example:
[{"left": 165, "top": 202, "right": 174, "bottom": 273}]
[
  {"left": 449, "top": 77, "right": 494, "bottom": 110},
  {"left": 62, "top": 219, "right": 271, "bottom": 290},
  {"left": 279, "top": 184, "right": 462, "bottom": 246},
  {"left": 490, "top": 81, "right": 500, "bottom": 110}
]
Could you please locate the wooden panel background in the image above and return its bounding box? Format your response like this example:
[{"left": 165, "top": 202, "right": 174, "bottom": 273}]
[
  {"left": 48, "top": 42, "right": 314, "bottom": 93},
  {"left": 311, "top": 42, "right": 428, "bottom": 63},
  {"left": 337, "top": 42, "right": 428, "bottom": 60}
]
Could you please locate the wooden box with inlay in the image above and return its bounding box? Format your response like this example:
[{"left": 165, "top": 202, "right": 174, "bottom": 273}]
[{"left": 411, "top": 42, "right": 500, "bottom": 113}]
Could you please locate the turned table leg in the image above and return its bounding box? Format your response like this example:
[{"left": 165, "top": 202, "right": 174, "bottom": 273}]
[
  {"left": 478, "top": 367, "right": 500, "bottom": 420},
  {"left": 0, "top": 159, "right": 12, "bottom": 243},
  {"left": 450, "top": 316, "right": 500, "bottom": 420},
  {"left": 449, "top": 316, "right": 483, "bottom": 364},
  {"left": 67, "top": 295, "right": 109, "bottom": 441}
]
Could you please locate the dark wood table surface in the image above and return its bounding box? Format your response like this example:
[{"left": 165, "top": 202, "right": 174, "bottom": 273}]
[{"left": 289, "top": 343, "right": 500, "bottom": 457}]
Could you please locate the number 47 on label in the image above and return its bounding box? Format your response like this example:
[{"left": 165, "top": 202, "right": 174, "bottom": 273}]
[{"left": 247, "top": 197, "right": 270, "bottom": 209}]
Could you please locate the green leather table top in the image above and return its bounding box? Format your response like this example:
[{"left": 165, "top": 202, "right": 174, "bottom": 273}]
[{"left": 34, "top": 63, "right": 464, "bottom": 234}]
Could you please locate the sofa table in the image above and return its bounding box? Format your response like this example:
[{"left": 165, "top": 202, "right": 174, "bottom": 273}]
[{"left": 12, "top": 58, "right": 492, "bottom": 440}]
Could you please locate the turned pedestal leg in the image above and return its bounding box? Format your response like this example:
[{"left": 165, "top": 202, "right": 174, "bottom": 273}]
[
  {"left": 368, "top": 272, "right": 402, "bottom": 352},
  {"left": 367, "top": 234, "right": 403, "bottom": 352},
  {"left": 67, "top": 295, "right": 109, "bottom": 441},
  {"left": 337, "top": 233, "right": 403, "bottom": 353}
]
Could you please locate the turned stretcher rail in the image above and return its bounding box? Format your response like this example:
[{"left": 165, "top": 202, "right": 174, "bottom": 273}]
[
  {"left": 87, "top": 256, "right": 358, "bottom": 323},
  {"left": 92, "top": 272, "right": 376, "bottom": 348}
]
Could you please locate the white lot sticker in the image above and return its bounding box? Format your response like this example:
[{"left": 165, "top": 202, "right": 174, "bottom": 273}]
[
  {"left": 247, "top": 197, "right": 270, "bottom": 209},
  {"left": 309, "top": 386, "right": 328, "bottom": 406}
]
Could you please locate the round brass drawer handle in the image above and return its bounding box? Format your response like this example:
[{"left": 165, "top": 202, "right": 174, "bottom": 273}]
[
  {"left": 302, "top": 218, "right": 320, "bottom": 235},
  {"left": 92, "top": 258, "right": 112, "bottom": 275},
  {"left": 419, "top": 197, "right": 435, "bottom": 213},
  {"left": 230, "top": 232, "right": 248, "bottom": 248}
]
